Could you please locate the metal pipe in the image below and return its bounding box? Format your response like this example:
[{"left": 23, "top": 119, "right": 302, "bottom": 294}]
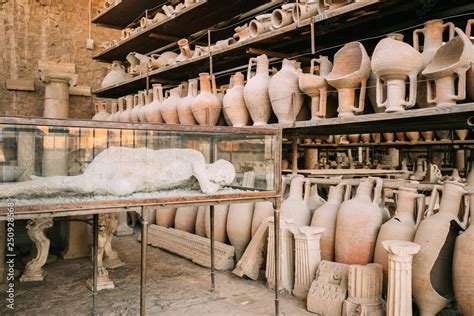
[
  {"left": 140, "top": 207, "right": 149, "bottom": 316},
  {"left": 92, "top": 214, "right": 98, "bottom": 316},
  {"left": 292, "top": 137, "right": 298, "bottom": 174},
  {"left": 273, "top": 200, "right": 281, "bottom": 316},
  {"left": 210, "top": 204, "right": 216, "bottom": 292}
]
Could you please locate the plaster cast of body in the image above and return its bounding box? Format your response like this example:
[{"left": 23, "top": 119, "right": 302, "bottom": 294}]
[{"left": 0, "top": 147, "right": 235, "bottom": 198}]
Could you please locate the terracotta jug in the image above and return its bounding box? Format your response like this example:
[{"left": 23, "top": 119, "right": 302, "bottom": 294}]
[
  {"left": 113, "top": 97, "right": 124, "bottom": 121},
  {"left": 176, "top": 38, "right": 193, "bottom": 63},
  {"left": 308, "top": 183, "right": 326, "bottom": 213},
  {"left": 466, "top": 19, "right": 474, "bottom": 101},
  {"left": 174, "top": 206, "right": 198, "bottom": 233},
  {"left": 298, "top": 56, "right": 333, "bottom": 120},
  {"left": 144, "top": 84, "right": 164, "bottom": 123},
  {"left": 138, "top": 89, "right": 151, "bottom": 122},
  {"left": 192, "top": 73, "right": 221, "bottom": 126},
  {"left": 413, "top": 181, "right": 469, "bottom": 316},
  {"left": 453, "top": 191, "right": 473, "bottom": 316},
  {"left": 177, "top": 79, "right": 198, "bottom": 125},
  {"left": 92, "top": 101, "right": 110, "bottom": 121},
  {"left": 410, "top": 158, "right": 427, "bottom": 181},
  {"left": 374, "top": 187, "right": 424, "bottom": 289},
  {"left": 101, "top": 60, "right": 131, "bottom": 88},
  {"left": 118, "top": 95, "right": 133, "bottom": 122},
  {"left": 195, "top": 206, "right": 207, "bottom": 237},
  {"left": 326, "top": 42, "right": 371, "bottom": 118},
  {"left": 205, "top": 204, "right": 229, "bottom": 243},
  {"left": 243, "top": 54, "right": 272, "bottom": 126},
  {"left": 161, "top": 86, "right": 182, "bottom": 124},
  {"left": 223, "top": 72, "right": 250, "bottom": 127},
  {"left": 281, "top": 176, "right": 311, "bottom": 226},
  {"left": 155, "top": 208, "right": 177, "bottom": 228},
  {"left": 106, "top": 101, "right": 118, "bottom": 121},
  {"left": 130, "top": 93, "right": 142, "bottom": 122},
  {"left": 335, "top": 177, "right": 383, "bottom": 264},
  {"left": 311, "top": 183, "right": 350, "bottom": 261},
  {"left": 269, "top": 59, "right": 304, "bottom": 124}
]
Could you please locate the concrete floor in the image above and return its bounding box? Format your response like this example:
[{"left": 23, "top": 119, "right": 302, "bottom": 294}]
[{"left": 1, "top": 232, "right": 312, "bottom": 315}]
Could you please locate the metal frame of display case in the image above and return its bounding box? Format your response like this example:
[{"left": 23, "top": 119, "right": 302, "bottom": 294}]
[{"left": 0, "top": 116, "right": 283, "bottom": 316}]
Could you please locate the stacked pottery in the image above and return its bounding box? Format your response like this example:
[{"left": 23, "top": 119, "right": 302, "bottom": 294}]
[
  {"left": 298, "top": 56, "right": 333, "bottom": 120},
  {"left": 244, "top": 54, "right": 272, "bottom": 126},
  {"left": 205, "top": 205, "right": 229, "bottom": 243},
  {"left": 466, "top": 20, "right": 474, "bottom": 101},
  {"left": 149, "top": 51, "right": 178, "bottom": 69},
  {"left": 280, "top": 175, "right": 311, "bottom": 226},
  {"left": 373, "top": 187, "right": 424, "bottom": 289},
  {"left": 223, "top": 72, "right": 250, "bottom": 127},
  {"left": 161, "top": 85, "right": 182, "bottom": 124},
  {"left": 118, "top": 95, "right": 134, "bottom": 122},
  {"left": 177, "top": 79, "right": 198, "bottom": 125},
  {"left": 174, "top": 206, "right": 199, "bottom": 233},
  {"left": 144, "top": 84, "right": 164, "bottom": 123},
  {"left": 269, "top": 59, "right": 304, "bottom": 124},
  {"left": 156, "top": 208, "right": 177, "bottom": 228},
  {"left": 92, "top": 101, "right": 110, "bottom": 121},
  {"left": 192, "top": 73, "right": 221, "bottom": 126},
  {"left": 130, "top": 93, "right": 142, "bottom": 122},
  {"left": 335, "top": 177, "right": 383, "bottom": 264},
  {"left": 249, "top": 14, "right": 272, "bottom": 38},
  {"left": 371, "top": 35, "right": 423, "bottom": 112},
  {"left": 412, "top": 181, "right": 469, "bottom": 316},
  {"left": 271, "top": 4, "right": 295, "bottom": 29},
  {"left": 138, "top": 90, "right": 151, "bottom": 122},
  {"left": 326, "top": 42, "right": 371, "bottom": 118},
  {"left": 311, "top": 183, "right": 348, "bottom": 261},
  {"left": 101, "top": 60, "right": 131, "bottom": 88}
]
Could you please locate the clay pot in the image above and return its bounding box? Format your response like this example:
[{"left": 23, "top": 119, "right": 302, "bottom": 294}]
[
  {"left": 361, "top": 134, "right": 371, "bottom": 143},
  {"left": 101, "top": 60, "right": 131, "bottom": 88},
  {"left": 92, "top": 101, "right": 110, "bottom": 121},
  {"left": 251, "top": 201, "right": 274, "bottom": 236},
  {"left": 144, "top": 84, "right": 164, "bottom": 123},
  {"left": 223, "top": 72, "right": 250, "bottom": 127},
  {"left": 243, "top": 54, "right": 272, "bottom": 125},
  {"left": 204, "top": 205, "right": 229, "bottom": 243},
  {"left": 374, "top": 187, "right": 424, "bottom": 289},
  {"left": 371, "top": 133, "right": 381, "bottom": 143},
  {"left": 413, "top": 181, "right": 469, "bottom": 316},
  {"left": 195, "top": 206, "right": 206, "bottom": 237},
  {"left": 249, "top": 14, "right": 272, "bottom": 38},
  {"left": 130, "top": 93, "right": 142, "bottom": 122},
  {"left": 466, "top": 20, "right": 474, "bottom": 101},
  {"left": 371, "top": 36, "right": 423, "bottom": 112},
  {"left": 176, "top": 38, "right": 193, "bottom": 63},
  {"left": 395, "top": 132, "right": 406, "bottom": 142},
  {"left": 149, "top": 51, "right": 178, "bottom": 69},
  {"left": 406, "top": 131, "right": 420, "bottom": 142},
  {"left": 269, "top": 59, "right": 304, "bottom": 124},
  {"left": 192, "top": 73, "right": 221, "bottom": 126},
  {"left": 436, "top": 130, "right": 452, "bottom": 141},
  {"left": 326, "top": 42, "right": 371, "bottom": 118},
  {"left": 383, "top": 132, "right": 394, "bottom": 142},
  {"left": 347, "top": 134, "right": 360, "bottom": 143},
  {"left": 421, "top": 131, "right": 434, "bottom": 141},
  {"left": 453, "top": 191, "right": 474, "bottom": 316},
  {"left": 234, "top": 24, "right": 251, "bottom": 43},
  {"left": 177, "top": 79, "right": 198, "bottom": 125},
  {"left": 422, "top": 28, "right": 472, "bottom": 106},
  {"left": 298, "top": 56, "right": 333, "bottom": 120},
  {"left": 281, "top": 176, "right": 311, "bottom": 226},
  {"left": 271, "top": 4, "right": 295, "bottom": 29},
  {"left": 455, "top": 129, "right": 468, "bottom": 140},
  {"left": 311, "top": 183, "right": 348, "bottom": 261},
  {"left": 335, "top": 177, "right": 383, "bottom": 264},
  {"left": 155, "top": 208, "right": 177, "bottom": 228},
  {"left": 161, "top": 86, "right": 182, "bottom": 124},
  {"left": 174, "top": 206, "right": 198, "bottom": 233}
]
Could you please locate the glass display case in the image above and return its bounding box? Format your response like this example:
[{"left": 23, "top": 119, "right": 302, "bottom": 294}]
[{"left": 0, "top": 117, "right": 281, "bottom": 218}]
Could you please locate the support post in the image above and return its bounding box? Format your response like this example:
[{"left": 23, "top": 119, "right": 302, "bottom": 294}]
[
  {"left": 292, "top": 137, "right": 298, "bottom": 175},
  {"left": 140, "top": 207, "right": 149, "bottom": 316},
  {"left": 92, "top": 214, "right": 98, "bottom": 316},
  {"left": 210, "top": 204, "right": 215, "bottom": 292},
  {"left": 273, "top": 199, "right": 281, "bottom": 316}
]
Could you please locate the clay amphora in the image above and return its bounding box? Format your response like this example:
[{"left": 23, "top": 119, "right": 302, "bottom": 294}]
[
  {"left": 249, "top": 14, "right": 272, "bottom": 38},
  {"left": 308, "top": 183, "right": 325, "bottom": 213},
  {"left": 281, "top": 175, "right": 311, "bottom": 226},
  {"left": 422, "top": 28, "right": 472, "bottom": 106},
  {"left": 372, "top": 36, "right": 423, "bottom": 112},
  {"left": 144, "top": 84, "right": 164, "bottom": 123},
  {"left": 326, "top": 42, "right": 371, "bottom": 118},
  {"left": 223, "top": 72, "right": 250, "bottom": 127},
  {"left": 161, "top": 86, "right": 182, "bottom": 124},
  {"left": 174, "top": 206, "right": 198, "bottom": 233},
  {"left": 205, "top": 204, "right": 229, "bottom": 243},
  {"left": 410, "top": 158, "right": 427, "bottom": 181},
  {"left": 176, "top": 38, "right": 193, "bottom": 63},
  {"left": 298, "top": 56, "right": 333, "bottom": 120},
  {"left": 118, "top": 95, "right": 134, "bottom": 122},
  {"left": 466, "top": 20, "right": 474, "bottom": 101},
  {"left": 243, "top": 54, "right": 272, "bottom": 125},
  {"left": 113, "top": 97, "right": 124, "bottom": 121},
  {"left": 311, "top": 183, "right": 349, "bottom": 261},
  {"left": 130, "top": 93, "right": 142, "bottom": 122},
  {"left": 195, "top": 206, "right": 207, "bottom": 237},
  {"left": 269, "top": 59, "right": 304, "bottom": 124},
  {"left": 234, "top": 24, "right": 251, "bottom": 43},
  {"left": 374, "top": 187, "right": 424, "bottom": 290},
  {"left": 138, "top": 90, "right": 151, "bottom": 122},
  {"left": 92, "top": 101, "right": 110, "bottom": 121},
  {"left": 106, "top": 100, "right": 118, "bottom": 121},
  {"left": 251, "top": 201, "right": 274, "bottom": 236},
  {"left": 292, "top": 0, "right": 318, "bottom": 21},
  {"left": 455, "top": 129, "right": 468, "bottom": 141},
  {"left": 149, "top": 51, "right": 178, "bottom": 69},
  {"left": 155, "top": 208, "right": 177, "bottom": 228},
  {"left": 101, "top": 60, "right": 130, "bottom": 88},
  {"left": 453, "top": 191, "right": 473, "bottom": 316},
  {"left": 177, "top": 79, "right": 198, "bottom": 125},
  {"left": 413, "top": 181, "right": 469, "bottom": 316},
  {"left": 192, "top": 73, "right": 221, "bottom": 126},
  {"left": 335, "top": 177, "right": 383, "bottom": 264},
  {"left": 271, "top": 4, "right": 295, "bottom": 29}
]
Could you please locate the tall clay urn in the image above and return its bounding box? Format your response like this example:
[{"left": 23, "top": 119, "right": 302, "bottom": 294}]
[
  {"left": 144, "top": 84, "right": 164, "bottom": 123},
  {"left": 161, "top": 86, "right": 182, "bottom": 124},
  {"left": 243, "top": 54, "right": 272, "bottom": 126},
  {"left": 453, "top": 191, "right": 474, "bottom": 316},
  {"left": 280, "top": 175, "right": 311, "bottom": 226},
  {"left": 155, "top": 208, "right": 177, "bottom": 228},
  {"left": 195, "top": 206, "right": 207, "bottom": 237},
  {"left": 251, "top": 201, "right": 274, "bottom": 236},
  {"left": 192, "top": 73, "right": 221, "bottom": 126},
  {"left": 223, "top": 72, "right": 250, "bottom": 127},
  {"left": 174, "top": 206, "right": 198, "bottom": 233},
  {"left": 412, "top": 181, "right": 469, "bottom": 316},
  {"left": 119, "top": 94, "right": 134, "bottom": 122},
  {"left": 130, "top": 92, "right": 143, "bottom": 122},
  {"left": 335, "top": 177, "right": 383, "bottom": 264},
  {"left": 205, "top": 204, "right": 229, "bottom": 243},
  {"left": 307, "top": 183, "right": 325, "bottom": 214},
  {"left": 177, "top": 79, "right": 198, "bottom": 125},
  {"left": 311, "top": 183, "right": 348, "bottom": 261},
  {"left": 268, "top": 59, "right": 304, "bottom": 124},
  {"left": 374, "top": 187, "right": 424, "bottom": 289}
]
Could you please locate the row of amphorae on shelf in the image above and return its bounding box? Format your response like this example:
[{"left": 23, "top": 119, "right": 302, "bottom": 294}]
[{"left": 97, "top": 18, "right": 474, "bottom": 126}]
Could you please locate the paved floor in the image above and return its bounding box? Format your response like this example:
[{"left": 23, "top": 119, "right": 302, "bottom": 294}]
[{"left": 1, "top": 232, "right": 312, "bottom": 315}]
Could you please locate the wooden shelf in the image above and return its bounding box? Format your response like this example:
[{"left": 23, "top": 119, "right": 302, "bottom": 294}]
[
  {"left": 91, "top": 0, "right": 169, "bottom": 29},
  {"left": 298, "top": 140, "right": 474, "bottom": 148}
]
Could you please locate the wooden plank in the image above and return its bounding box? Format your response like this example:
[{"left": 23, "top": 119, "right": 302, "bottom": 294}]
[
  {"left": 5, "top": 79, "right": 35, "bottom": 92},
  {"left": 282, "top": 169, "right": 409, "bottom": 176}
]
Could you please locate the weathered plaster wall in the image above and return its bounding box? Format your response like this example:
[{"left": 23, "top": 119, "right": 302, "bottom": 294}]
[{"left": 0, "top": 0, "right": 119, "bottom": 119}]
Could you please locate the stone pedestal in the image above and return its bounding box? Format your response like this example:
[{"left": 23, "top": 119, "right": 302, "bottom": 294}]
[
  {"left": 103, "top": 213, "right": 124, "bottom": 269},
  {"left": 17, "top": 131, "right": 36, "bottom": 182},
  {"left": 38, "top": 69, "right": 77, "bottom": 119},
  {"left": 383, "top": 240, "right": 420, "bottom": 316},
  {"left": 265, "top": 217, "right": 294, "bottom": 293},
  {"left": 115, "top": 211, "right": 133, "bottom": 236},
  {"left": 290, "top": 226, "right": 324, "bottom": 299},
  {"left": 61, "top": 215, "right": 91, "bottom": 259}
]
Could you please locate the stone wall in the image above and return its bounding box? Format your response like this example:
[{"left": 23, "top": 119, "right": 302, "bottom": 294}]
[{"left": 0, "top": 0, "right": 120, "bottom": 119}]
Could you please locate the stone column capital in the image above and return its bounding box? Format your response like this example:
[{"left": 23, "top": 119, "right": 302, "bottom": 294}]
[{"left": 38, "top": 69, "right": 78, "bottom": 87}]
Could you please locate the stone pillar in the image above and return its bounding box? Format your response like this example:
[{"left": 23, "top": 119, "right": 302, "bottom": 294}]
[
  {"left": 17, "top": 131, "right": 36, "bottom": 182},
  {"left": 265, "top": 217, "right": 294, "bottom": 293},
  {"left": 383, "top": 240, "right": 420, "bottom": 316},
  {"left": 290, "top": 226, "right": 324, "bottom": 299},
  {"left": 115, "top": 211, "right": 133, "bottom": 236},
  {"left": 38, "top": 69, "right": 77, "bottom": 119},
  {"left": 343, "top": 263, "right": 384, "bottom": 316},
  {"left": 103, "top": 213, "right": 124, "bottom": 269}
]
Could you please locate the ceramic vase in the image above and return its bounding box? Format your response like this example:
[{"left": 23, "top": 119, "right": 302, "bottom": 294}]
[
  {"left": 205, "top": 205, "right": 229, "bottom": 243},
  {"left": 413, "top": 181, "right": 469, "bottom": 316},
  {"left": 223, "top": 72, "right": 250, "bottom": 127},
  {"left": 281, "top": 175, "right": 311, "bottom": 226},
  {"left": 176, "top": 39, "right": 193, "bottom": 63},
  {"left": 144, "top": 84, "right": 164, "bottom": 123},
  {"left": 101, "top": 60, "right": 130, "bottom": 88},
  {"left": 244, "top": 55, "right": 272, "bottom": 126},
  {"left": 161, "top": 86, "right": 182, "bottom": 124},
  {"left": 118, "top": 95, "right": 134, "bottom": 122},
  {"left": 421, "top": 131, "right": 434, "bottom": 141},
  {"left": 192, "top": 73, "right": 221, "bottom": 126},
  {"left": 174, "top": 206, "right": 198, "bottom": 233},
  {"left": 155, "top": 208, "right": 177, "bottom": 228},
  {"left": 177, "top": 79, "right": 198, "bottom": 125},
  {"left": 335, "top": 177, "right": 383, "bottom": 264},
  {"left": 130, "top": 93, "right": 142, "bottom": 122},
  {"left": 269, "top": 59, "right": 304, "bottom": 124},
  {"left": 138, "top": 90, "right": 151, "bottom": 122},
  {"left": 92, "top": 101, "right": 110, "bottom": 121}
]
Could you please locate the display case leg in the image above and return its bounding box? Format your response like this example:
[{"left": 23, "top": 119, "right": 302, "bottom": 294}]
[
  {"left": 92, "top": 214, "right": 98, "bottom": 316},
  {"left": 210, "top": 204, "right": 215, "bottom": 292},
  {"left": 292, "top": 137, "right": 298, "bottom": 175},
  {"left": 140, "top": 207, "right": 149, "bottom": 316},
  {"left": 274, "top": 207, "right": 280, "bottom": 316}
]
